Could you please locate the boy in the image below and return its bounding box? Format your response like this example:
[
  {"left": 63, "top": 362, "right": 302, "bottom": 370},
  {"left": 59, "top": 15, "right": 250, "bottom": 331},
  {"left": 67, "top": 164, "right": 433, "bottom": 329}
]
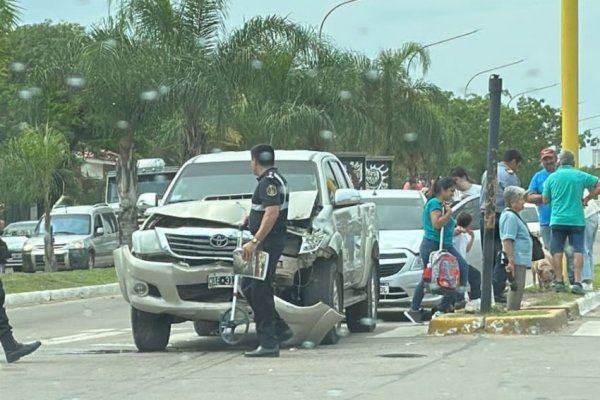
[{"left": 453, "top": 212, "right": 482, "bottom": 313}]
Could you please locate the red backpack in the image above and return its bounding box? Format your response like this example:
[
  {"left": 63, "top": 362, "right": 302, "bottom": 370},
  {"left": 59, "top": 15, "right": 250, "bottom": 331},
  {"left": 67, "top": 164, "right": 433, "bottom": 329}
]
[{"left": 422, "top": 227, "right": 461, "bottom": 294}]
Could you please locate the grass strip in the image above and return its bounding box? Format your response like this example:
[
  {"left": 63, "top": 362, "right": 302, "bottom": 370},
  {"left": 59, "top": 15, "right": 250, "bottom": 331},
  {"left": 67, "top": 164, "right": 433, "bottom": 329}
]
[{"left": 2, "top": 268, "right": 117, "bottom": 294}]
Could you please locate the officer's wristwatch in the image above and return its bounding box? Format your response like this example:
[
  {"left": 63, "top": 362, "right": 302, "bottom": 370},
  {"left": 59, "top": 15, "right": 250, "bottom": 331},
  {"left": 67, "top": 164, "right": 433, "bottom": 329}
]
[{"left": 251, "top": 237, "right": 260, "bottom": 245}]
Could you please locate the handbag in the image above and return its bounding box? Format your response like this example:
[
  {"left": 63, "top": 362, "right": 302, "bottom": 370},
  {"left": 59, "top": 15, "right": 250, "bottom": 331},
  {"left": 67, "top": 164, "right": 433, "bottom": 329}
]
[{"left": 506, "top": 209, "right": 544, "bottom": 262}]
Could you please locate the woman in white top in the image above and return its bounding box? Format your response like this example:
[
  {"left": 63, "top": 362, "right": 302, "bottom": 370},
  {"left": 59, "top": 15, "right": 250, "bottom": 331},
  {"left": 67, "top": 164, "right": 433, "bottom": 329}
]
[{"left": 450, "top": 167, "right": 481, "bottom": 203}]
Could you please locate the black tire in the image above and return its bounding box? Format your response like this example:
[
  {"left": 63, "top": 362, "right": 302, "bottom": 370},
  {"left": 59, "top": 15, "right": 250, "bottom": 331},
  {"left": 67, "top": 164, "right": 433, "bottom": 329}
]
[
  {"left": 131, "top": 307, "right": 171, "bottom": 352},
  {"left": 193, "top": 320, "right": 219, "bottom": 337},
  {"left": 346, "top": 259, "right": 379, "bottom": 333},
  {"left": 302, "top": 258, "right": 343, "bottom": 345}
]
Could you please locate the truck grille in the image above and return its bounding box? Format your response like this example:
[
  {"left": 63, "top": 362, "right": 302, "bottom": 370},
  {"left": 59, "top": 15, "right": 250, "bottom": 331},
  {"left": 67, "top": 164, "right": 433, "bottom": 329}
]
[
  {"left": 165, "top": 233, "right": 237, "bottom": 259},
  {"left": 176, "top": 284, "right": 232, "bottom": 303}
]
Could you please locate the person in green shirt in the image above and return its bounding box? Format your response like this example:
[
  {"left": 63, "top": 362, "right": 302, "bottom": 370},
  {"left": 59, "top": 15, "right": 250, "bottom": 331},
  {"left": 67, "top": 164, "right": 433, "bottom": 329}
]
[{"left": 542, "top": 151, "right": 600, "bottom": 294}]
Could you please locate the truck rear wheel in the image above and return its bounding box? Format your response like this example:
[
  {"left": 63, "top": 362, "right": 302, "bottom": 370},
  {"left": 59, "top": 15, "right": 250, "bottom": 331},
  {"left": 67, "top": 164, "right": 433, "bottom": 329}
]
[
  {"left": 302, "top": 258, "right": 343, "bottom": 345},
  {"left": 346, "top": 259, "right": 379, "bottom": 333},
  {"left": 131, "top": 308, "right": 171, "bottom": 352}
]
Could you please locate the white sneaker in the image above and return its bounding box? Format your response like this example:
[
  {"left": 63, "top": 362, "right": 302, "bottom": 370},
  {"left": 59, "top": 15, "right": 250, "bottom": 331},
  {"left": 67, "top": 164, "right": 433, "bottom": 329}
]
[
  {"left": 582, "top": 282, "right": 594, "bottom": 292},
  {"left": 465, "top": 299, "right": 481, "bottom": 313}
]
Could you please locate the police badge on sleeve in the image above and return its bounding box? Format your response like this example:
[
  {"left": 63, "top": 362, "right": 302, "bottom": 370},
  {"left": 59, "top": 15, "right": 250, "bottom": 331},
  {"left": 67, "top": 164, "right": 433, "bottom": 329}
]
[{"left": 266, "top": 184, "right": 278, "bottom": 197}]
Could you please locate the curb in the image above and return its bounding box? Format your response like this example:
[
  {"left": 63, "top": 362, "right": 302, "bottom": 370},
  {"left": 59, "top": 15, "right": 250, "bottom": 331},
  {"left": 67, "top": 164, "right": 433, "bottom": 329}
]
[
  {"left": 5, "top": 283, "right": 120, "bottom": 308},
  {"left": 428, "top": 290, "right": 600, "bottom": 336}
]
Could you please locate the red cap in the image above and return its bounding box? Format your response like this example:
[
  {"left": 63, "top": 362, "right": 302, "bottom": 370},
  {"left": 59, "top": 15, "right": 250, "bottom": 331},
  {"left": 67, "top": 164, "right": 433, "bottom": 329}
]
[{"left": 540, "top": 147, "right": 556, "bottom": 159}]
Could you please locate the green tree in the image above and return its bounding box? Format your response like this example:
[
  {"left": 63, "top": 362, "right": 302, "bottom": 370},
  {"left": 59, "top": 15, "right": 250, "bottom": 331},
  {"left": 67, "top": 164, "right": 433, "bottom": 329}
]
[{"left": 0, "top": 125, "right": 69, "bottom": 272}]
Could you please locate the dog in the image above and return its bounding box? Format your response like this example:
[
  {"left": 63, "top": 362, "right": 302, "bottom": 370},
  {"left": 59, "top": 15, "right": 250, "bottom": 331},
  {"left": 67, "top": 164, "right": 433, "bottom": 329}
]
[{"left": 531, "top": 249, "right": 555, "bottom": 290}]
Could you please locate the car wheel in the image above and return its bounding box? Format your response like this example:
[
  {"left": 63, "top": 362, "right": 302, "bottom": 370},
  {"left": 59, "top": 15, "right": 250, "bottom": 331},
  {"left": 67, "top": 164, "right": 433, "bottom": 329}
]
[
  {"left": 193, "top": 320, "right": 219, "bottom": 337},
  {"left": 131, "top": 307, "right": 171, "bottom": 352},
  {"left": 302, "top": 258, "right": 343, "bottom": 345},
  {"left": 86, "top": 251, "right": 95, "bottom": 270},
  {"left": 346, "top": 259, "right": 379, "bottom": 333}
]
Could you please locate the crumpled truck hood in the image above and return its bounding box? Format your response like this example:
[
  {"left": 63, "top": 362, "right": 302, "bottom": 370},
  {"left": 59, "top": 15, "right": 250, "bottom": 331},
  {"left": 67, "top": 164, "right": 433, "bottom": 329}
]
[{"left": 150, "top": 191, "right": 318, "bottom": 226}]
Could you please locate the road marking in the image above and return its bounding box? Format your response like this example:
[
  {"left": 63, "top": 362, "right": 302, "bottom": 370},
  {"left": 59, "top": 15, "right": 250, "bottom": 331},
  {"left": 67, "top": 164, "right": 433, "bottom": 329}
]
[
  {"left": 573, "top": 321, "right": 600, "bottom": 337},
  {"left": 370, "top": 325, "right": 428, "bottom": 339},
  {"left": 45, "top": 331, "right": 125, "bottom": 345}
]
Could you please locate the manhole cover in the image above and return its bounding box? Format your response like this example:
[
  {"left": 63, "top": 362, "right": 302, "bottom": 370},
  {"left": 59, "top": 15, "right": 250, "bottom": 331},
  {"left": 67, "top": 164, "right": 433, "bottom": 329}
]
[{"left": 379, "top": 353, "right": 426, "bottom": 359}]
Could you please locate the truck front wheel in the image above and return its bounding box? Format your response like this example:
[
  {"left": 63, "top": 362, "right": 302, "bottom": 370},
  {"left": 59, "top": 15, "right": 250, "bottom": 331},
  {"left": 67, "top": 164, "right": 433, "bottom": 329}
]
[
  {"left": 302, "top": 258, "right": 343, "bottom": 345},
  {"left": 346, "top": 259, "right": 379, "bottom": 333},
  {"left": 131, "top": 308, "right": 171, "bottom": 352}
]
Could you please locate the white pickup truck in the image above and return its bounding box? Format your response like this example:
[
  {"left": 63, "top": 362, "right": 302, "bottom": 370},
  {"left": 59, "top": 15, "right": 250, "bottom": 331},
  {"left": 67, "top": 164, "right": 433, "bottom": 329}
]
[{"left": 114, "top": 150, "right": 380, "bottom": 351}]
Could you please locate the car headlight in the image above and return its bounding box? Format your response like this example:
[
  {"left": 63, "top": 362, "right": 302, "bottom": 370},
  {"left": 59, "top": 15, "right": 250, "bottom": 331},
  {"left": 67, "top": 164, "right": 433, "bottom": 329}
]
[
  {"left": 23, "top": 243, "right": 34, "bottom": 252},
  {"left": 299, "top": 230, "right": 328, "bottom": 254},
  {"left": 409, "top": 255, "right": 424, "bottom": 271},
  {"left": 67, "top": 241, "right": 85, "bottom": 250}
]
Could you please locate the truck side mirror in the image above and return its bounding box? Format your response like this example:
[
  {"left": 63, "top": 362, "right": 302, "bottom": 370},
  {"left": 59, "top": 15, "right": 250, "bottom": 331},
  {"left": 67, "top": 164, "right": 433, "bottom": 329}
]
[
  {"left": 137, "top": 193, "right": 158, "bottom": 208},
  {"left": 332, "top": 188, "right": 361, "bottom": 208}
]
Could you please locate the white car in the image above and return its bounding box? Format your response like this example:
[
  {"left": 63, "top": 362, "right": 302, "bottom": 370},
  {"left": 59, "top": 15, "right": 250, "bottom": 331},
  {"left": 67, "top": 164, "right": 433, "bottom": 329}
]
[
  {"left": 360, "top": 190, "right": 443, "bottom": 310},
  {"left": 1, "top": 221, "right": 38, "bottom": 271}
]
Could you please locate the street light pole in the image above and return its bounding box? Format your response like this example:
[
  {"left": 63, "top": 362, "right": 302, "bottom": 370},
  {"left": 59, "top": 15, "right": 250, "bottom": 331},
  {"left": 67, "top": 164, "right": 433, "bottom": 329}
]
[
  {"left": 507, "top": 83, "right": 560, "bottom": 107},
  {"left": 319, "top": 0, "right": 362, "bottom": 39},
  {"left": 405, "top": 29, "right": 481, "bottom": 72},
  {"left": 464, "top": 59, "right": 525, "bottom": 97}
]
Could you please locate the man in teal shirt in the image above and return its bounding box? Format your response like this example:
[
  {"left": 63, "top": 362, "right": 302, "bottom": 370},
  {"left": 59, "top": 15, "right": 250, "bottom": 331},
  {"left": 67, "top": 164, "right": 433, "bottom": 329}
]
[{"left": 542, "top": 151, "right": 600, "bottom": 294}]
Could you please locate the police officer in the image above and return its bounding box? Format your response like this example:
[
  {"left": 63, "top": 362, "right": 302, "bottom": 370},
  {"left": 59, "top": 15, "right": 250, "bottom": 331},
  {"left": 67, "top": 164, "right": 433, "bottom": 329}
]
[
  {"left": 242, "top": 144, "right": 293, "bottom": 358},
  {"left": 0, "top": 220, "right": 42, "bottom": 363}
]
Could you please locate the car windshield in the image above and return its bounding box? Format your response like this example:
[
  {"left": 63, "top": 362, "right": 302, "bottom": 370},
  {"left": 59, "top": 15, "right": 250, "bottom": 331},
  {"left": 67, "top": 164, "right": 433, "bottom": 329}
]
[
  {"left": 2, "top": 222, "right": 37, "bottom": 237},
  {"left": 106, "top": 171, "right": 177, "bottom": 204},
  {"left": 520, "top": 207, "right": 539, "bottom": 223},
  {"left": 36, "top": 214, "right": 91, "bottom": 236},
  {"left": 367, "top": 197, "right": 424, "bottom": 230},
  {"left": 165, "top": 161, "right": 319, "bottom": 204}
]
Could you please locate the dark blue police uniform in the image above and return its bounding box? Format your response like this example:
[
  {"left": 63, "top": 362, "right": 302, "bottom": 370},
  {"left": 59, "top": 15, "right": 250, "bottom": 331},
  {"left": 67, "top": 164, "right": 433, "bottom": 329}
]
[{"left": 243, "top": 167, "right": 290, "bottom": 348}]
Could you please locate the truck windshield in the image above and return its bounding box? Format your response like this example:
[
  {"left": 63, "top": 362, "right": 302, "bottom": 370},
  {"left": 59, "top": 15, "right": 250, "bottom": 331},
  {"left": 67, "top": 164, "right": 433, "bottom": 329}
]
[
  {"left": 106, "top": 171, "right": 177, "bottom": 204},
  {"left": 367, "top": 197, "right": 424, "bottom": 231},
  {"left": 36, "top": 214, "right": 91, "bottom": 236},
  {"left": 165, "top": 161, "right": 318, "bottom": 204}
]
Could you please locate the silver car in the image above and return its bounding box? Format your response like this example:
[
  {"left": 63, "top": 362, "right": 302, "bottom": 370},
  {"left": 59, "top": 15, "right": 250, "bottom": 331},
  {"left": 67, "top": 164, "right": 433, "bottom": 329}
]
[
  {"left": 1, "top": 221, "right": 38, "bottom": 271},
  {"left": 22, "top": 204, "right": 120, "bottom": 272},
  {"left": 361, "top": 190, "right": 443, "bottom": 310}
]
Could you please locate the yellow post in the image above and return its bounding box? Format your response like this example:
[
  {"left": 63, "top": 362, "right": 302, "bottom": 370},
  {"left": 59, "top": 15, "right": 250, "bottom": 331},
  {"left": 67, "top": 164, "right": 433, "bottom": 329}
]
[
  {"left": 561, "top": 0, "right": 578, "bottom": 163},
  {"left": 561, "top": 0, "right": 578, "bottom": 283}
]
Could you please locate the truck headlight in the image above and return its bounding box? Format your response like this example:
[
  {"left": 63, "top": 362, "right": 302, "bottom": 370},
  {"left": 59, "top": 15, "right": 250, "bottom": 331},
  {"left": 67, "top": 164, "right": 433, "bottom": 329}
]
[
  {"left": 299, "top": 231, "right": 328, "bottom": 254},
  {"left": 132, "top": 229, "right": 162, "bottom": 255},
  {"left": 409, "top": 255, "right": 424, "bottom": 271},
  {"left": 23, "top": 243, "right": 34, "bottom": 252}
]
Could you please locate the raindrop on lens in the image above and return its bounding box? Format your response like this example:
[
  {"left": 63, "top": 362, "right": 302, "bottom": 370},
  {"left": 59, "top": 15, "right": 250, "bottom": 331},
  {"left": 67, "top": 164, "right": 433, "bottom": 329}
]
[
  {"left": 66, "top": 76, "right": 86, "bottom": 88},
  {"left": 403, "top": 132, "right": 418, "bottom": 142},
  {"left": 116, "top": 120, "right": 130, "bottom": 130},
  {"left": 365, "top": 69, "right": 379, "bottom": 81},
  {"left": 18, "top": 89, "right": 33, "bottom": 100},
  {"left": 301, "top": 341, "right": 316, "bottom": 349},
  {"left": 250, "top": 59, "right": 264, "bottom": 70},
  {"left": 10, "top": 62, "right": 26, "bottom": 73},
  {"left": 141, "top": 90, "right": 159, "bottom": 101},
  {"left": 326, "top": 389, "right": 343, "bottom": 397},
  {"left": 320, "top": 130, "right": 333, "bottom": 140},
  {"left": 360, "top": 317, "right": 375, "bottom": 326},
  {"left": 339, "top": 90, "right": 352, "bottom": 101}
]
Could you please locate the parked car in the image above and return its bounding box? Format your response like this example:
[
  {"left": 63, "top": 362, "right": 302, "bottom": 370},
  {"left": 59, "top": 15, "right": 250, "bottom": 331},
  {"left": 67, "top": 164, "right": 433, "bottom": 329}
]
[
  {"left": 361, "top": 190, "right": 443, "bottom": 310},
  {"left": 114, "top": 150, "right": 380, "bottom": 351},
  {"left": 520, "top": 203, "right": 541, "bottom": 237},
  {"left": 1, "top": 221, "right": 38, "bottom": 271},
  {"left": 22, "top": 204, "right": 120, "bottom": 272}
]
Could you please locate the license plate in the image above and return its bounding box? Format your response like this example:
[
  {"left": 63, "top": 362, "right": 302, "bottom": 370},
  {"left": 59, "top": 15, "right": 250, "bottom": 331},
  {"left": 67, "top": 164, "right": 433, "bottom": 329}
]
[
  {"left": 208, "top": 273, "right": 234, "bottom": 289},
  {"left": 380, "top": 283, "right": 390, "bottom": 295}
]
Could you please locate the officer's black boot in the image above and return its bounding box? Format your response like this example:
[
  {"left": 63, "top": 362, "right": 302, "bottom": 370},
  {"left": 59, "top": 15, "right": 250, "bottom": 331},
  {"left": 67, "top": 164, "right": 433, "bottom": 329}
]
[{"left": 1, "top": 332, "right": 41, "bottom": 363}]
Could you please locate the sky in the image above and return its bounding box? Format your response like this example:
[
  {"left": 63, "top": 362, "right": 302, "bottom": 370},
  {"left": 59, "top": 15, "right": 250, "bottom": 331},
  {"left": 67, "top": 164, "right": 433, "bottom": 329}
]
[{"left": 16, "top": 0, "right": 600, "bottom": 166}]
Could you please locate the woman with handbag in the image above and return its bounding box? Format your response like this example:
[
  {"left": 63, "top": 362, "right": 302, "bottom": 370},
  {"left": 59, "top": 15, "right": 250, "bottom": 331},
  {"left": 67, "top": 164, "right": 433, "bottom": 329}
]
[
  {"left": 499, "top": 186, "right": 534, "bottom": 310},
  {"left": 404, "top": 177, "right": 470, "bottom": 324}
]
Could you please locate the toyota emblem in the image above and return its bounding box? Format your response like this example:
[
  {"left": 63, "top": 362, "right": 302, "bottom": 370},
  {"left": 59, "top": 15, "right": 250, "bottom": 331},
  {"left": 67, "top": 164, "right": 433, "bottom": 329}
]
[{"left": 209, "top": 234, "right": 229, "bottom": 248}]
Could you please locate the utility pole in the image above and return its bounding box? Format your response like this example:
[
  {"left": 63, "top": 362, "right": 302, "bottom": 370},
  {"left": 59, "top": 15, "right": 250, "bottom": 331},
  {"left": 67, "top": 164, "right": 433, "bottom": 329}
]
[
  {"left": 481, "top": 74, "right": 502, "bottom": 313},
  {"left": 561, "top": 0, "right": 578, "bottom": 164}
]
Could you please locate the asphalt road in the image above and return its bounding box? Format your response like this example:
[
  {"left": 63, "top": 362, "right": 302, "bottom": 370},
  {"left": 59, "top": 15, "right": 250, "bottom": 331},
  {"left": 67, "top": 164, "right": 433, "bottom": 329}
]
[{"left": 2, "top": 296, "right": 600, "bottom": 400}]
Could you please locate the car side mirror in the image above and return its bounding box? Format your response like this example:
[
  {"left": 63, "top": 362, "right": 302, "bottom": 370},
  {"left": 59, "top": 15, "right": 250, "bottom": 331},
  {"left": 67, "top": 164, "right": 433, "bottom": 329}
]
[
  {"left": 95, "top": 227, "right": 105, "bottom": 236},
  {"left": 332, "top": 188, "right": 361, "bottom": 208},
  {"left": 137, "top": 192, "right": 158, "bottom": 209}
]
